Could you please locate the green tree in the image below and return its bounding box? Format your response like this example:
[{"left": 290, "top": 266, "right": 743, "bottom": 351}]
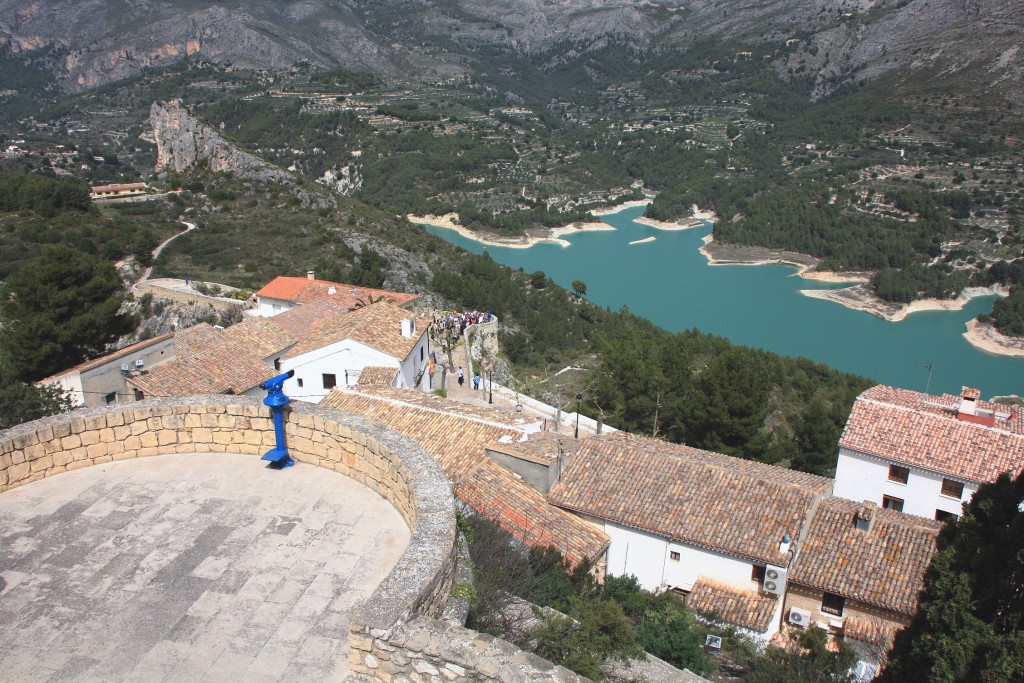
[
  {"left": 572, "top": 279, "right": 587, "bottom": 297},
  {"left": 2, "top": 246, "right": 138, "bottom": 381},
  {"left": 685, "top": 347, "right": 772, "bottom": 457},
  {"left": 748, "top": 626, "right": 856, "bottom": 683},
  {"left": 879, "top": 472, "right": 1024, "bottom": 683},
  {"left": 0, "top": 374, "right": 75, "bottom": 428}
]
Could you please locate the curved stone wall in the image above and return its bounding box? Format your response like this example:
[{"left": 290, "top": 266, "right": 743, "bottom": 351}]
[{"left": 0, "top": 396, "right": 458, "bottom": 659}]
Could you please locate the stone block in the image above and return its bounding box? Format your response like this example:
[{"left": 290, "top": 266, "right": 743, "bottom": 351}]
[
  {"left": 61, "top": 434, "right": 82, "bottom": 450},
  {"left": 8, "top": 462, "right": 30, "bottom": 483},
  {"left": 105, "top": 412, "right": 125, "bottom": 427},
  {"left": 124, "top": 435, "right": 142, "bottom": 451},
  {"left": 139, "top": 432, "right": 159, "bottom": 449},
  {"left": 79, "top": 430, "right": 100, "bottom": 447},
  {"left": 113, "top": 425, "right": 131, "bottom": 440},
  {"left": 157, "top": 430, "right": 178, "bottom": 446},
  {"left": 98, "top": 428, "right": 115, "bottom": 442},
  {"left": 86, "top": 443, "right": 108, "bottom": 459},
  {"left": 192, "top": 427, "right": 213, "bottom": 444},
  {"left": 70, "top": 446, "right": 89, "bottom": 461},
  {"left": 84, "top": 415, "right": 107, "bottom": 431}
]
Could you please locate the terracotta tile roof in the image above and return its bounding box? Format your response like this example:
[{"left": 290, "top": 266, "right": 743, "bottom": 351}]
[
  {"left": 840, "top": 384, "right": 1024, "bottom": 483},
  {"left": 548, "top": 432, "right": 833, "bottom": 564},
  {"left": 456, "top": 459, "right": 609, "bottom": 565},
  {"left": 844, "top": 615, "right": 900, "bottom": 649},
  {"left": 789, "top": 497, "right": 940, "bottom": 615},
  {"left": 320, "top": 388, "right": 609, "bottom": 564},
  {"left": 358, "top": 366, "right": 398, "bottom": 386},
  {"left": 688, "top": 578, "right": 778, "bottom": 632},
  {"left": 348, "top": 385, "right": 539, "bottom": 426},
  {"left": 285, "top": 302, "right": 431, "bottom": 362},
  {"left": 270, "top": 298, "right": 353, "bottom": 336},
  {"left": 40, "top": 333, "right": 174, "bottom": 381},
  {"left": 255, "top": 276, "right": 418, "bottom": 309},
  {"left": 487, "top": 432, "right": 582, "bottom": 465},
  {"left": 126, "top": 318, "right": 296, "bottom": 397}
]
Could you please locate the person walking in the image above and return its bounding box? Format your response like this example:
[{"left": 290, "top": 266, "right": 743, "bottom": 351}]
[
  {"left": 458, "top": 366, "right": 465, "bottom": 387},
  {"left": 473, "top": 373, "right": 480, "bottom": 390}
]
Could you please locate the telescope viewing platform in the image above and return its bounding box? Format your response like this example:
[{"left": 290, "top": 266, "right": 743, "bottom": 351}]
[{"left": 0, "top": 452, "right": 410, "bottom": 682}]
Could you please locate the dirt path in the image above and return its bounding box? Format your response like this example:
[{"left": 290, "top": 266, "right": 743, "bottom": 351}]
[{"left": 140, "top": 220, "right": 196, "bottom": 282}]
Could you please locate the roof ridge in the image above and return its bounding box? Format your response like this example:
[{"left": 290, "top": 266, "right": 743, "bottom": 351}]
[
  {"left": 858, "top": 395, "right": 1023, "bottom": 439},
  {"left": 340, "top": 388, "right": 529, "bottom": 434}
]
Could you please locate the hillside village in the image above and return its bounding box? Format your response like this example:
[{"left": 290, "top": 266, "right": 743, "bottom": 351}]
[{"left": 30, "top": 271, "right": 1024, "bottom": 680}]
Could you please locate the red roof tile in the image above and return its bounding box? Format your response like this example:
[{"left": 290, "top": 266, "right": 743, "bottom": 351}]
[
  {"left": 320, "top": 388, "right": 609, "bottom": 564},
  {"left": 840, "top": 385, "right": 1024, "bottom": 483},
  {"left": 844, "top": 615, "right": 900, "bottom": 649},
  {"left": 790, "top": 498, "right": 940, "bottom": 615},
  {"left": 285, "top": 302, "right": 430, "bottom": 362},
  {"left": 688, "top": 578, "right": 778, "bottom": 632},
  {"left": 255, "top": 276, "right": 417, "bottom": 309},
  {"left": 358, "top": 366, "right": 399, "bottom": 386},
  {"left": 548, "top": 432, "right": 832, "bottom": 564}
]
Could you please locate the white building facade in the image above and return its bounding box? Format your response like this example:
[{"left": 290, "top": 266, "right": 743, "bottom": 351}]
[{"left": 834, "top": 385, "right": 1024, "bottom": 522}]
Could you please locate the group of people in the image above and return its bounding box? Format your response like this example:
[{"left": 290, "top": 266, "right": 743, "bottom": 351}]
[
  {"left": 457, "top": 366, "right": 482, "bottom": 390},
  {"left": 434, "top": 309, "right": 493, "bottom": 338}
]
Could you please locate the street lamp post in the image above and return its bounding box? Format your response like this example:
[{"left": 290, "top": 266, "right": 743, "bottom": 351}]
[{"left": 575, "top": 393, "right": 582, "bottom": 439}]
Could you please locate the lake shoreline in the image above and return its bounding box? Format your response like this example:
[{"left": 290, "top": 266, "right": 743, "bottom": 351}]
[{"left": 963, "top": 318, "right": 1024, "bottom": 357}]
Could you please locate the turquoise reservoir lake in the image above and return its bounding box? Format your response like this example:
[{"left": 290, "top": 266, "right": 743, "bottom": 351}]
[{"left": 425, "top": 206, "right": 1024, "bottom": 397}]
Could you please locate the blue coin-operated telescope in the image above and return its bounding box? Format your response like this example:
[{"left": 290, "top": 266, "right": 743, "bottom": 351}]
[{"left": 260, "top": 369, "right": 295, "bottom": 469}]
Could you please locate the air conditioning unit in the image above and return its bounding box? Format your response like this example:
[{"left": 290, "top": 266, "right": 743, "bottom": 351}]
[
  {"left": 134, "top": 359, "right": 145, "bottom": 367},
  {"left": 120, "top": 363, "right": 131, "bottom": 373},
  {"left": 788, "top": 607, "right": 811, "bottom": 628},
  {"left": 763, "top": 564, "right": 788, "bottom": 596}
]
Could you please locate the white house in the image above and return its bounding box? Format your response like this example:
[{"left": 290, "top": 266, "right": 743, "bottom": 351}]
[
  {"left": 834, "top": 385, "right": 1024, "bottom": 521},
  {"left": 279, "top": 302, "right": 432, "bottom": 402},
  {"left": 548, "top": 432, "right": 833, "bottom": 642},
  {"left": 251, "top": 273, "right": 418, "bottom": 318}
]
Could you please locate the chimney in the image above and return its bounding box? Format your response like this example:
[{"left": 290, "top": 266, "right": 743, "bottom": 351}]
[
  {"left": 306, "top": 270, "right": 315, "bottom": 280},
  {"left": 958, "top": 386, "right": 980, "bottom": 417},
  {"left": 400, "top": 318, "right": 416, "bottom": 338},
  {"left": 328, "top": 286, "right": 337, "bottom": 295},
  {"left": 854, "top": 501, "right": 876, "bottom": 532}
]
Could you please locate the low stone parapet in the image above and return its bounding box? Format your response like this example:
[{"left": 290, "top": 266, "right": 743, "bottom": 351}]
[{"left": 349, "top": 616, "right": 586, "bottom": 683}]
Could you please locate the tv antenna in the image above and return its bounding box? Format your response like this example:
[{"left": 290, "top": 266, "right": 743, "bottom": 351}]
[{"left": 917, "top": 362, "right": 933, "bottom": 396}]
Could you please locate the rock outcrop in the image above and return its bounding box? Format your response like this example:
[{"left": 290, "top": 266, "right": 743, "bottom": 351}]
[
  {"left": 318, "top": 164, "right": 363, "bottom": 196},
  {"left": 150, "top": 100, "right": 293, "bottom": 182},
  {"left": 3, "top": 0, "right": 1022, "bottom": 101}
]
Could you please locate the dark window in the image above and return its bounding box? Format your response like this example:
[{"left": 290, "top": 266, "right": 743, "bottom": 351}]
[
  {"left": 752, "top": 565, "right": 766, "bottom": 582},
  {"left": 274, "top": 357, "right": 282, "bottom": 371},
  {"left": 821, "top": 592, "right": 846, "bottom": 616},
  {"left": 297, "top": 378, "right": 304, "bottom": 388},
  {"left": 941, "top": 478, "right": 964, "bottom": 499},
  {"left": 322, "top": 373, "right": 337, "bottom": 389},
  {"left": 888, "top": 464, "right": 910, "bottom": 484},
  {"left": 420, "top": 346, "right": 424, "bottom": 362},
  {"left": 133, "top": 389, "right": 145, "bottom": 401},
  {"left": 103, "top": 391, "right": 117, "bottom": 405},
  {"left": 882, "top": 495, "right": 904, "bottom": 512},
  {"left": 935, "top": 509, "right": 960, "bottom": 523},
  {"left": 669, "top": 551, "right": 680, "bottom": 562}
]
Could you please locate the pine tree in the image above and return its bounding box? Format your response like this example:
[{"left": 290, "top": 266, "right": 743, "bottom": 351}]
[
  {"left": 880, "top": 472, "right": 1024, "bottom": 683},
  {"left": 2, "top": 245, "right": 138, "bottom": 381}
]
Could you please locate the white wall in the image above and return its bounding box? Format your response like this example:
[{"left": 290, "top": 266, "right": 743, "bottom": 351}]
[
  {"left": 255, "top": 296, "right": 293, "bottom": 318},
  {"left": 397, "top": 331, "right": 431, "bottom": 391},
  {"left": 282, "top": 340, "right": 398, "bottom": 403},
  {"left": 604, "top": 522, "right": 759, "bottom": 593},
  {"left": 834, "top": 448, "right": 974, "bottom": 520}
]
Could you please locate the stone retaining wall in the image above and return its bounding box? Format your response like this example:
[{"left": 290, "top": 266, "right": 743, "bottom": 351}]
[
  {"left": 0, "top": 397, "right": 458, "bottom": 671},
  {"left": 350, "top": 617, "right": 585, "bottom": 683},
  {"left": 134, "top": 280, "right": 249, "bottom": 313}
]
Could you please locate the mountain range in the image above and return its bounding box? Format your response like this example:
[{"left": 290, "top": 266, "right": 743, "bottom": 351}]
[{"left": 2, "top": 0, "right": 1022, "bottom": 101}]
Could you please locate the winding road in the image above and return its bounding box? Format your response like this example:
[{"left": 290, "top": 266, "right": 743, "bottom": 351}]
[{"left": 139, "top": 220, "right": 196, "bottom": 282}]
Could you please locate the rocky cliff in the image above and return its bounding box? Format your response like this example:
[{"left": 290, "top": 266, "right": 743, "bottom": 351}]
[
  {"left": 150, "top": 100, "right": 293, "bottom": 183},
  {"left": 2, "top": 0, "right": 1022, "bottom": 102}
]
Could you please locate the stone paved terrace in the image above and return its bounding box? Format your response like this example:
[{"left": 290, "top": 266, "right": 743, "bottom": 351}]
[{"left": 0, "top": 452, "right": 410, "bottom": 682}]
